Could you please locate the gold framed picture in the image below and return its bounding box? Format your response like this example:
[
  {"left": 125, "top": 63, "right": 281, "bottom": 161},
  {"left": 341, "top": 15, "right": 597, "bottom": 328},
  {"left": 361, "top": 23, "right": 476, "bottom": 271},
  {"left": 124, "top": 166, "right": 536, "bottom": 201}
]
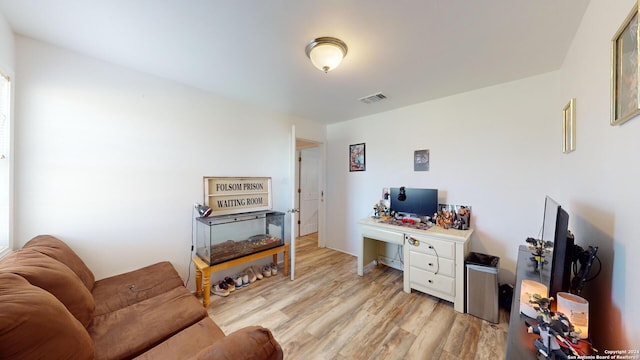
[
  {"left": 611, "top": 1, "right": 640, "bottom": 126},
  {"left": 563, "top": 98, "right": 576, "bottom": 153}
]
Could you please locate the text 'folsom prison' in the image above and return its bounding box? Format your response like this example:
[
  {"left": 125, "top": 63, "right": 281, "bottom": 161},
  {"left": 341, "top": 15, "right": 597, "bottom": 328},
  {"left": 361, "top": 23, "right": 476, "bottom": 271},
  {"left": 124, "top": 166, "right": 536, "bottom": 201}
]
[{"left": 215, "top": 183, "right": 264, "bottom": 192}]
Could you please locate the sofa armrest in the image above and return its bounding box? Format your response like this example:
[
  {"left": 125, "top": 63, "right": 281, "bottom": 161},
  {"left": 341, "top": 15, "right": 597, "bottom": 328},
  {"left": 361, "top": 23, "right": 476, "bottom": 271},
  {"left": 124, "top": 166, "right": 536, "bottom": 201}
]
[{"left": 192, "top": 326, "right": 283, "bottom": 360}]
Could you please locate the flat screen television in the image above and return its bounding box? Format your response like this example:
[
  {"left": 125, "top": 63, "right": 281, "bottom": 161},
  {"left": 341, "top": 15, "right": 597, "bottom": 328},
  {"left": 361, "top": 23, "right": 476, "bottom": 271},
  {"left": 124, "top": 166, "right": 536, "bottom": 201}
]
[
  {"left": 389, "top": 187, "right": 438, "bottom": 218},
  {"left": 542, "top": 196, "right": 573, "bottom": 300}
]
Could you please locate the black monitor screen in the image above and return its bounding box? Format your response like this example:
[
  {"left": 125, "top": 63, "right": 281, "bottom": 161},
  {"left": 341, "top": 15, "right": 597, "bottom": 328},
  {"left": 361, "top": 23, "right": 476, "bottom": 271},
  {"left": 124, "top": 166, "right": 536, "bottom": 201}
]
[
  {"left": 542, "top": 196, "right": 572, "bottom": 299},
  {"left": 542, "top": 196, "right": 560, "bottom": 242},
  {"left": 389, "top": 187, "right": 438, "bottom": 218}
]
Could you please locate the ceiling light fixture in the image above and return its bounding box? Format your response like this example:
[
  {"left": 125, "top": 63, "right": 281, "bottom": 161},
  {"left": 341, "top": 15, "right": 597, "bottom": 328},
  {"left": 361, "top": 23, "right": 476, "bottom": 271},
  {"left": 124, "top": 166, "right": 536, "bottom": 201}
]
[{"left": 305, "top": 37, "right": 348, "bottom": 73}]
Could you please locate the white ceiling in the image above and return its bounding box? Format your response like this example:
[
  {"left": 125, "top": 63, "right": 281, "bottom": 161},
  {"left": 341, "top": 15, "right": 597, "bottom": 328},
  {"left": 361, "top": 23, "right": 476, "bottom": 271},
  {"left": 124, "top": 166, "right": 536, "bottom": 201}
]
[{"left": 0, "top": 0, "right": 590, "bottom": 124}]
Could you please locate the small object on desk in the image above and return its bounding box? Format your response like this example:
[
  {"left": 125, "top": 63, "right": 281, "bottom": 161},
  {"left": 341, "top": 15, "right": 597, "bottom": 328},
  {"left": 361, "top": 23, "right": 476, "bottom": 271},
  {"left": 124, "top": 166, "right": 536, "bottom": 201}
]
[
  {"left": 520, "top": 279, "right": 548, "bottom": 318},
  {"left": 556, "top": 292, "right": 589, "bottom": 340},
  {"left": 435, "top": 204, "right": 471, "bottom": 230},
  {"left": 525, "top": 310, "right": 588, "bottom": 359},
  {"left": 525, "top": 237, "right": 552, "bottom": 271},
  {"left": 373, "top": 201, "right": 389, "bottom": 219}
]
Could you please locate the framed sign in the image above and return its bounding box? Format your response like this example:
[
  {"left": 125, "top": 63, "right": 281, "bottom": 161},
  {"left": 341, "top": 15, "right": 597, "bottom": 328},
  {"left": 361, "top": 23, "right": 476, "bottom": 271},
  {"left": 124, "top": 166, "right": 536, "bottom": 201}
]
[
  {"left": 203, "top": 177, "right": 272, "bottom": 216},
  {"left": 611, "top": 2, "right": 640, "bottom": 126},
  {"left": 349, "top": 143, "right": 366, "bottom": 172}
]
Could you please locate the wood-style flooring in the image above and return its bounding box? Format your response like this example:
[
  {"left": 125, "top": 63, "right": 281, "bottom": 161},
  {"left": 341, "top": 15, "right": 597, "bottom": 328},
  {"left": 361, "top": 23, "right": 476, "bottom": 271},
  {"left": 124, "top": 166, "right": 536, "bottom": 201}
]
[{"left": 206, "top": 233, "right": 509, "bottom": 360}]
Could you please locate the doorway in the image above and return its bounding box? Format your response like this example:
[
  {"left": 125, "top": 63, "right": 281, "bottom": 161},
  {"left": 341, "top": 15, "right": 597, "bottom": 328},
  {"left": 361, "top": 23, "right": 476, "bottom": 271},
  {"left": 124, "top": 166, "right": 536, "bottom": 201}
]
[
  {"left": 296, "top": 147, "right": 319, "bottom": 237},
  {"left": 294, "top": 138, "right": 324, "bottom": 244}
]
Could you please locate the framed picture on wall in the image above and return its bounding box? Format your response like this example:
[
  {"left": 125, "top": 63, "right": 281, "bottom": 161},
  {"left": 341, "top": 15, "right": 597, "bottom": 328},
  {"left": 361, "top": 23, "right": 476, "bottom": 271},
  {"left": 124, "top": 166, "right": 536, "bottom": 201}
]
[
  {"left": 611, "top": 1, "right": 640, "bottom": 126},
  {"left": 349, "top": 143, "right": 365, "bottom": 172},
  {"left": 563, "top": 99, "right": 576, "bottom": 153},
  {"left": 414, "top": 149, "right": 430, "bottom": 171}
]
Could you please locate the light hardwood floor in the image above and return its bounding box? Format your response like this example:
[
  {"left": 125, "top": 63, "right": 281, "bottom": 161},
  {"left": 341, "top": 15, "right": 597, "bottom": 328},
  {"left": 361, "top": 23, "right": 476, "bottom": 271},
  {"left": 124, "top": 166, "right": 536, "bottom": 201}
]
[{"left": 206, "top": 233, "right": 509, "bottom": 360}]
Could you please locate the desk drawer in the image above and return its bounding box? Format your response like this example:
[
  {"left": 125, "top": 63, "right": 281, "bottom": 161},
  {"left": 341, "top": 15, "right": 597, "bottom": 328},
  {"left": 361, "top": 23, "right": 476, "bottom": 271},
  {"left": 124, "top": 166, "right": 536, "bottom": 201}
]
[
  {"left": 361, "top": 226, "right": 404, "bottom": 245},
  {"left": 409, "top": 267, "right": 455, "bottom": 297},
  {"left": 405, "top": 234, "right": 454, "bottom": 259},
  {"left": 409, "top": 251, "right": 455, "bottom": 277}
]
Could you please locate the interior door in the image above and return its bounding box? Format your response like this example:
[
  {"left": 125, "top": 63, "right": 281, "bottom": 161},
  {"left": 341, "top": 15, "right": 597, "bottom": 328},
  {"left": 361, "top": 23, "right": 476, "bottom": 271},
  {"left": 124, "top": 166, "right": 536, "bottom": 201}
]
[{"left": 299, "top": 147, "right": 319, "bottom": 236}]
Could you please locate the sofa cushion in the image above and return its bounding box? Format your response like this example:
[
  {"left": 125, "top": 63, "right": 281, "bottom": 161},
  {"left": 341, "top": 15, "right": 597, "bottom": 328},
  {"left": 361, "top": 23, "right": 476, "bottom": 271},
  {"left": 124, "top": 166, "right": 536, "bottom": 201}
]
[
  {"left": 133, "top": 317, "right": 225, "bottom": 360},
  {"left": 89, "top": 285, "right": 207, "bottom": 360},
  {"left": 23, "top": 234, "right": 95, "bottom": 290},
  {"left": 0, "top": 249, "right": 95, "bottom": 327},
  {"left": 192, "top": 326, "right": 284, "bottom": 360},
  {"left": 91, "top": 261, "right": 185, "bottom": 316},
  {"left": 0, "top": 273, "right": 94, "bottom": 360}
]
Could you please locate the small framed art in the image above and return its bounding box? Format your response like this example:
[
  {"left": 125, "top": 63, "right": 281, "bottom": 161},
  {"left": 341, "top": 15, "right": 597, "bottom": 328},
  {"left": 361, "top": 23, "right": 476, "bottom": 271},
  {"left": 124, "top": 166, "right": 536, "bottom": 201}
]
[
  {"left": 349, "top": 143, "right": 365, "bottom": 172},
  {"left": 563, "top": 99, "right": 576, "bottom": 153},
  {"left": 414, "top": 149, "right": 430, "bottom": 171},
  {"left": 611, "top": 2, "right": 640, "bottom": 126}
]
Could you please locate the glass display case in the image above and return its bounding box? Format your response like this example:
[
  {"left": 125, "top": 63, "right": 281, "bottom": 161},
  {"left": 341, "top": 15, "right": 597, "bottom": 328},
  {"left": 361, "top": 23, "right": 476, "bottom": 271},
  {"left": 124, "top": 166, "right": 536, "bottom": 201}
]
[{"left": 195, "top": 210, "right": 285, "bottom": 266}]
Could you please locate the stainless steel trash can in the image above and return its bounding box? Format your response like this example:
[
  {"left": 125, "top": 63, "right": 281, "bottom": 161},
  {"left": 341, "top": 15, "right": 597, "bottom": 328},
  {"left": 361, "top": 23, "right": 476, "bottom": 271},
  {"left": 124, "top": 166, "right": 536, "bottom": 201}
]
[{"left": 466, "top": 252, "right": 500, "bottom": 323}]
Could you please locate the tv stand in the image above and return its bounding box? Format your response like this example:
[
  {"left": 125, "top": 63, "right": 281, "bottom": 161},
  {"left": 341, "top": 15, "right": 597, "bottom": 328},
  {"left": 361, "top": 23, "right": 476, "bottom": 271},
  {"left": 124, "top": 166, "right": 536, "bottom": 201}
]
[{"left": 506, "top": 245, "right": 551, "bottom": 359}]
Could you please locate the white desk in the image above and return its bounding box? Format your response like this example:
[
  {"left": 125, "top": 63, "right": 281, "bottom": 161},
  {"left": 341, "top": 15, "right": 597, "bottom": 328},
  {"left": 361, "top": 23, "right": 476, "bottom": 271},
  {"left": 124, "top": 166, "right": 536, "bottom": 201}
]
[{"left": 358, "top": 217, "right": 473, "bottom": 313}]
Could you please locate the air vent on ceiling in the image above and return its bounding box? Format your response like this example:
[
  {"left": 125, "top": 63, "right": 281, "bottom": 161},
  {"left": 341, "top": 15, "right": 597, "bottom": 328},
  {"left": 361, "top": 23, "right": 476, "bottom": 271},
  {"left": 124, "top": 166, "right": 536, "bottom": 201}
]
[{"left": 358, "top": 92, "right": 387, "bottom": 104}]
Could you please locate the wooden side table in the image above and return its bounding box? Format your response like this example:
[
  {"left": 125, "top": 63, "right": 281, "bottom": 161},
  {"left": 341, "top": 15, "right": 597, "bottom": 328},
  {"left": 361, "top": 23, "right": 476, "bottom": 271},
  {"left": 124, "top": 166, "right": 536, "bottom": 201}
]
[{"left": 193, "top": 243, "right": 290, "bottom": 307}]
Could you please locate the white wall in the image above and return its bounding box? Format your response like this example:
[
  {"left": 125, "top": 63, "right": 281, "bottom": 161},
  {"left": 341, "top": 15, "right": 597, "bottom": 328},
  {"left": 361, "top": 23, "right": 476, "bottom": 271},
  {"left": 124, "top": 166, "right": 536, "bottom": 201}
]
[
  {"left": 327, "top": 71, "right": 560, "bottom": 282},
  {"left": 0, "top": 12, "right": 12, "bottom": 72},
  {"left": 326, "top": 0, "right": 640, "bottom": 348},
  {"left": 558, "top": 0, "right": 640, "bottom": 349},
  {"left": 0, "top": 11, "right": 14, "bottom": 253},
  {"left": 13, "top": 36, "right": 324, "bottom": 285}
]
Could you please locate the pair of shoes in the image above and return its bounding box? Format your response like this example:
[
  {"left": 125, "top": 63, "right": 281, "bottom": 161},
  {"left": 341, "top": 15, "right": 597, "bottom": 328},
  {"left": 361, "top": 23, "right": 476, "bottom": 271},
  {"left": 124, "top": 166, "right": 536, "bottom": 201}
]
[
  {"left": 251, "top": 266, "right": 263, "bottom": 280},
  {"left": 224, "top": 277, "right": 236, "bottom": 293},
  {"left": 233, "top": 274, "right": 243, "bottom": 289},
  {"left": 234, "top": 273, "right": 249, "bottom": 289},
  {"left": 269, "top": 262, "right": 278, "bottom": 276},
  {"left": 211, "top": 281, "right": 230, "bottom": 297},
  {"left": 261, "top": 265, "right": 272, "bottom": 278},
  {"left": 245, "top": 267, "right": 258, "bottom": 283}
]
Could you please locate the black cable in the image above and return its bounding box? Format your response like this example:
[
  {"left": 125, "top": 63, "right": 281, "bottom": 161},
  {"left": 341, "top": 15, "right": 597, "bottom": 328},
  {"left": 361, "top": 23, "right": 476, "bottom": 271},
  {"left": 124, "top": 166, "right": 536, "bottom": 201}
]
[
  {"left": 585, "top": 255, "right": 601, "bottom": 282},
  {"left": 424, "top": 242, "right": 440, "bottom": 275},
  {"left": 572, "top": 253, "right": 602, "bottom": 283}
]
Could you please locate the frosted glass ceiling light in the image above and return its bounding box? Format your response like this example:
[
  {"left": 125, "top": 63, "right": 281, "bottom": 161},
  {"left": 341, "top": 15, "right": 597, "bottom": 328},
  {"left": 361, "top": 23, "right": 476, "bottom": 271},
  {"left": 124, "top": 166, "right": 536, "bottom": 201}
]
[{"left": 305, "top": 37, "right": 348, "bottom": 73}]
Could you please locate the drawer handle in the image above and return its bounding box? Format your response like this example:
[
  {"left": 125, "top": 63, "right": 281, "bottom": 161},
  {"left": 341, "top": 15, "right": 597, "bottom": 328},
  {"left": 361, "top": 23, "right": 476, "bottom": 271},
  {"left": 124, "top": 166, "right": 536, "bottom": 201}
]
[
  {"left": 428, "top": 280, "right": 433, "bottom": 284},
  {"left": 423, "top": 242, "right": 440, "bottom": 275}
]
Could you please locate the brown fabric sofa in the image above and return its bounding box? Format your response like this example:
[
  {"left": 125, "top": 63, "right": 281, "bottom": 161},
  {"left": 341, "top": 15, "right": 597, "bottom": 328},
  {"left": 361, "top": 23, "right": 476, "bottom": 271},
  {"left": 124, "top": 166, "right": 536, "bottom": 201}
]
[{"left": 0, "top": 235, "right": 283, "bottom": 360}]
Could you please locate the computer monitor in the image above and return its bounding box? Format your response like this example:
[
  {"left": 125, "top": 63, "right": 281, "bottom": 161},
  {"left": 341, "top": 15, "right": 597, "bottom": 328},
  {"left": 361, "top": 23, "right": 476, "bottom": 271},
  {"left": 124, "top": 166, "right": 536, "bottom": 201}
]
[
  {"left": 389, "top": 187, "right": 438, "bottom": 218},
  {"left": 542, "top": 196, "right": 572, "bottom": 299}
]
